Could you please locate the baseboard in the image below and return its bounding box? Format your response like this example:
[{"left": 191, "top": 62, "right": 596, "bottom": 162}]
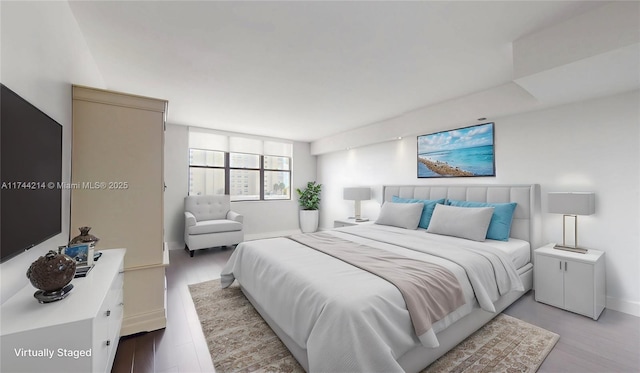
[
  {"left": 167, "top": 241, "right": 185, "bottom": 250},
  {"left": 120, "top": 308, "right": 167, "bottom": 336},
  {"left": 606, "top": 296, "right": 640, "bottom": 317}
]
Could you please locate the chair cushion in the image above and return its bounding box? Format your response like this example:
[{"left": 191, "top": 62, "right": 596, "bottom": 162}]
[
  {"left": 185, "top": 195, "right": 230, "bottom": 221},
  {"left": 188, "top": 219, "right": 243, "bottom": 235}
]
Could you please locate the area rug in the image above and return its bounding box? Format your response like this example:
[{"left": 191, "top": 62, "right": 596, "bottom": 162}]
[{"left": 189, "top": 279, "right": 559, "bottom": 373}]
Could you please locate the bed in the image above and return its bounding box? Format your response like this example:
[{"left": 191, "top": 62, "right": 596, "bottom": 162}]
[{"left": 221, "top": 184, "right": 541, "bottom": 373}]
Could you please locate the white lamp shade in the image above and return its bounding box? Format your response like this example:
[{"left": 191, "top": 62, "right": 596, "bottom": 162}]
[
  {"left": 343, "top": 187, "right": 371, "bottom": 201},
  {"left": 548, "top": 192, "right": 595, "bottom": 215}
]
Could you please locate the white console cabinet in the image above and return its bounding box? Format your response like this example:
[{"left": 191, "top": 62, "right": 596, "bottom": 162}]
[
  {"left": 534, "top": 244, "right": 605, "bottom": 320},
  {"left": 1, "top": 249, "right": 125, "bottom": 372}
]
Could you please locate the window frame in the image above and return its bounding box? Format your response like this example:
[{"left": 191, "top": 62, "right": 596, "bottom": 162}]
[
  {"left": 188, "top": 148, "right": 226, "bottom": 196},
  {"left": 262, "top": 155, "right": 292, "bottom": 201},
  {"left": 188, "top": 148, "right": 291, "bottom": 202}
]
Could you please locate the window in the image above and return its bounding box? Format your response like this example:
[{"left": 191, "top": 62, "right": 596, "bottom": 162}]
[
  {"left": 229, "top": 153, "right": 260, "bottom": 201},
  {"left": 189, "top": 149, "right": 225, "bottom": 196},
  {"left": 264, "top": 156, "right": 291, "bottom": 200},
  {"left": 188, "top": 128, "right": 292, "bottom": 201}
]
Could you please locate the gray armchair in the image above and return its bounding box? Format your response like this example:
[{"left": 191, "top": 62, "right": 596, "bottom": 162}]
[{"left": 184, "top": 195, "right": 244, "bottom": 257}]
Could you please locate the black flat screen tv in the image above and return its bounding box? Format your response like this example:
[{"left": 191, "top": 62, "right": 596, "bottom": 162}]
[{"left": 1, "top": 84, "right": 63, "bottom": 263}]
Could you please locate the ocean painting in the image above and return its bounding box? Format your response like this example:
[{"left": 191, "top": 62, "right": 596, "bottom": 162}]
[{"left": 417, "top": 122, "right": 495, "bottom": 178}]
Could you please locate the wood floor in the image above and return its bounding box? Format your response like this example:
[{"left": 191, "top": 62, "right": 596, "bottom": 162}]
[{"left": 112, "top": 247, "right": 640, "bottom": 373}]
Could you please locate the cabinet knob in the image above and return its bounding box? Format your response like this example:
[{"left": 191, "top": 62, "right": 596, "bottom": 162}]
[
  {"left": 106, "top": 340, "right": 111, "bottom": 346},
  {"left": 106, "top": 310, "right": 111, "bottom": 317}
]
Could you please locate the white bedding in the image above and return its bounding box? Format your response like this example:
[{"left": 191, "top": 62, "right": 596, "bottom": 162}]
[
  {"left": 220, "top": 224, "right": 524, "bottom": 373},
  {"left": 358, "top": 222, "right": 531, "bottom": 270},
  {"left": 483, "top": 237, "right": 531, "bottom": 269},
  {"left": 410, "top": 229, "right": 531, "bottom": 269}
]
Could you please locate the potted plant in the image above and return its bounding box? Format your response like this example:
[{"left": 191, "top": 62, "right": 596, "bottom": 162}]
[{"left": 296, "top": 181, "right": 322, "bottom": 233}]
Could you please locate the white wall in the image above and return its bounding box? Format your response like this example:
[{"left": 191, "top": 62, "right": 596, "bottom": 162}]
[
  {"left": 164, "top": 124, "right": 189, "bottom": 244},
  {"left": 235, "top": 141, "right": 317, "bottom": 240},
  {"left": 317, "top": 90, "right": 640, "bottom": 316},
  {"left": 0, "top": 1, "right": 105, "bottom": 303},
  {"left": 163, "top": 125, "right": 317, "bottom": 245}
]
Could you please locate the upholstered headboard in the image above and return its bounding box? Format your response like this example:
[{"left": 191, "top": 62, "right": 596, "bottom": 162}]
[{"left": 382, "top": 184, "right": 542, "bottom": 251}]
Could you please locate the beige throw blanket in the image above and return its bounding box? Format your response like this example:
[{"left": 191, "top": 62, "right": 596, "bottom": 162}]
[{"left": 288, "top": 232, "right": 465, "bottom": 340}]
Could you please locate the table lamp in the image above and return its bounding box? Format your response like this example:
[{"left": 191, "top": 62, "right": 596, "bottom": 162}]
[
  {"left": 343, "top": 187, "right": 371, "bottom": 222},
  {"left": 548, "top": 192, "right": 595, "bottom": 253}
]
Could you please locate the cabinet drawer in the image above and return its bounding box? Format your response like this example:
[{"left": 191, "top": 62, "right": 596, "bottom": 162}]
[
  {"left": 108, "top": 289, "right": 124, "bottom": 340},
  {"left": 92, "top": 264, "right": 125, "bottom": 372},
  {"left": 92, "top": 318, "right": 110, "bottom": 373},
  {"left": 334, "top": 220, "right": 356, "bottom": 228}
]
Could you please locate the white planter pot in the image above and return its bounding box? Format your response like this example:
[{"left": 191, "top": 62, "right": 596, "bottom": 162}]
[{"left": 299, "top": 210, "right": 319, "bottom": 233}]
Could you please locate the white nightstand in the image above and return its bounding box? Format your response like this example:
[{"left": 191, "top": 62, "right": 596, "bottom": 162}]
[
  {"left": 334, "top": 218, "right": 371, "bottom": 228},
  {"left": 534, "top": 243, "right": 606, "bottom": 320}
]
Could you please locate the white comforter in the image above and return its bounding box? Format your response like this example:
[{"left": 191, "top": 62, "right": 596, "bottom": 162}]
[{"left": 220, "top": 224, "right": 523, "bottom": 373}]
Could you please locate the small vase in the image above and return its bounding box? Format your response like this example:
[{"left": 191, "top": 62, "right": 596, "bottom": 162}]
[
  {"left": 69, "top": 226, "right": 100, "bottom": 245},
  {"left": 69, "top": 226, "right": 99, "bottom": 267}
]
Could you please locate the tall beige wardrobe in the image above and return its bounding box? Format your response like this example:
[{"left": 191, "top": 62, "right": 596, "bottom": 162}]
[{"left": 71, "top": 85, "right": 168, "bottom": 336}]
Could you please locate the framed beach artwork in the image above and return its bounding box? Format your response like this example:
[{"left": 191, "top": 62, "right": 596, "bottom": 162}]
[{"left": 417, "top": 122, "right": 495, "bottom": 178}]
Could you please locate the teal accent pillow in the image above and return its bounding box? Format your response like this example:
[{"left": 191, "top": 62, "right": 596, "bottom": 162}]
[
  {"left": 391, "top": 196, "right": 446, "bottom": 229},
  {"left": 446, "top": 200, "right": 517, "bottom": 241}
]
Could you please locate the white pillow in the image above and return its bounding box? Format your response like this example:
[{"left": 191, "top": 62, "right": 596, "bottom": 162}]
[
  {"left": 427, "top": 204, "right": 494, "bottom": 241},
  {"left": 375, "top": 202, "right": 424, "bottom": 230}
]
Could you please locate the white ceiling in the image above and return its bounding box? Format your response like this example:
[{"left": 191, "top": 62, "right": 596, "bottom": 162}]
[{"left": 68, "top": 1, "right": 609, "bottom": 142}]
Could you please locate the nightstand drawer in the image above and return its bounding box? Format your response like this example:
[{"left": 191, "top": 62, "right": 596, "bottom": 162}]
[
  {"left": 334, "top": 218, "right": 371, "bottom": 228},
  {"left": 334, "top": 220, "right": 356, "bottom": 228}
]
